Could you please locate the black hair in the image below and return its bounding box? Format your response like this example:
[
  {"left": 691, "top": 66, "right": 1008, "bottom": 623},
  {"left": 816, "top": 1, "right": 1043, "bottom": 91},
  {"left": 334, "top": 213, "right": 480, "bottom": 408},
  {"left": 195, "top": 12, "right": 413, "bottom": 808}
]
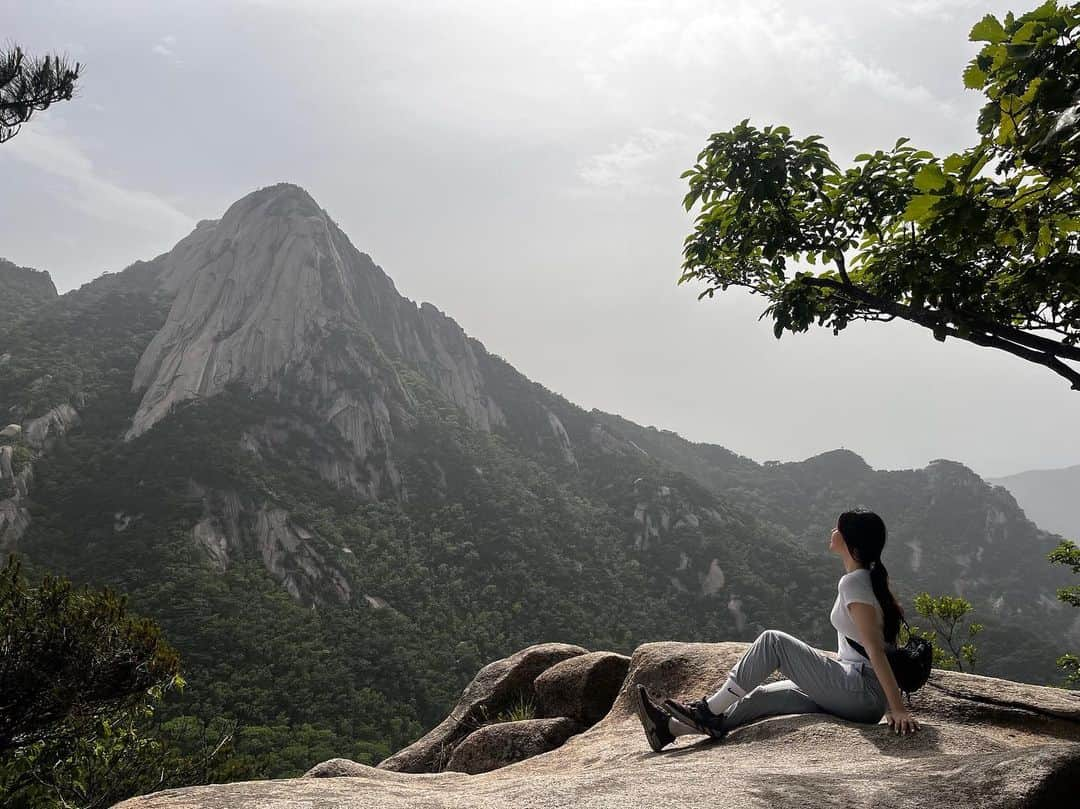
[{"left": 837, "top": 508, "right": 904, "bottom": 645}]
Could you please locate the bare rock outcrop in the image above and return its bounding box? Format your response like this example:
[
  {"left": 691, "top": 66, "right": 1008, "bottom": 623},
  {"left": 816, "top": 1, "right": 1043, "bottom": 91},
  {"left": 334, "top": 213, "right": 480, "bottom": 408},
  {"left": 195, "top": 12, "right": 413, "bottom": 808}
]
[
  {"left": 0, "top": 459, "right": 32, "bottom": 549},
  {"left": 304, "top": 758, "right": 373, "bottom": 778},
  {"left": 0, "top": 445, "right": 13, "bottom": 482},
  {"left": 376, "top": 642, "right": 588, "bottom": 773},
  {"left": 115, "top": 639, "right": 1080, "bottom": 809},
  {"left": 23, "top": 404, "right": 79, "bottom": 451},
  {"left": 126, "top": 184, "right": 505, "bottom": 497},
  {"left": 445, "top": 717, "right": 585, "bottom": 775},
  {"left": 0, "top": 404, "right": 78, "bottom": 548},
  {"left": 534, "top": 650, "right": 630, "bottom": 726},
  {"left": 186, "top": 482, "right": 351, "bottom": 606}
]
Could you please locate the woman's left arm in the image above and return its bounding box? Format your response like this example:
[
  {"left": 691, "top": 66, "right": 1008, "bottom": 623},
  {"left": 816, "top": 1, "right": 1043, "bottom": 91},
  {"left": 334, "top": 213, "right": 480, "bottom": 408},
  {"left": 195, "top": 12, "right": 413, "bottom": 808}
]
[{"left": 848, "top": 602, "right": 921, "bottom": 736}]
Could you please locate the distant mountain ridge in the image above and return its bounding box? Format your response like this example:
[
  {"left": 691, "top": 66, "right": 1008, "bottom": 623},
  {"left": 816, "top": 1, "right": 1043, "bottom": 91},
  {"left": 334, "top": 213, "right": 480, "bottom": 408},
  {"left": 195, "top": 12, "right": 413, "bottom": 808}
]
[
  {"left": 1, "top": 182, "right": 1076, "bottom": 781},
  {"left": 988, "top": 465, "right": 1080, "bottom": 540}
]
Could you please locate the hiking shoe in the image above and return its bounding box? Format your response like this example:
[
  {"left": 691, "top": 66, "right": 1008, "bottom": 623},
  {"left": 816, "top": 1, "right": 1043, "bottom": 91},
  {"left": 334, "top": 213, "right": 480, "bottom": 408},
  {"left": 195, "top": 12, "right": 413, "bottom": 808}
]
[
  {"left": 663, "top": 696, "right": 727, "bottom": 740},
  {"left": 634, "top": 684, "right": 675, "bottom": 752}
]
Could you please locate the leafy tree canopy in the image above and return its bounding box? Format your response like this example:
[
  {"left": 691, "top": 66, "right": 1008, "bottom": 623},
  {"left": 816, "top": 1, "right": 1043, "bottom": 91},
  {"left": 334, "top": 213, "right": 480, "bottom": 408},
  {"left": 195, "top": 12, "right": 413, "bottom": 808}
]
[
  {"left": 0, "top": 555, "right": 181, "bottom": 755},
  {"left": 679, "top": 1, "right": 1080, "bottom": 390},
  {"left": 0, "top": 45, "right": 80, "bottom": 143}
]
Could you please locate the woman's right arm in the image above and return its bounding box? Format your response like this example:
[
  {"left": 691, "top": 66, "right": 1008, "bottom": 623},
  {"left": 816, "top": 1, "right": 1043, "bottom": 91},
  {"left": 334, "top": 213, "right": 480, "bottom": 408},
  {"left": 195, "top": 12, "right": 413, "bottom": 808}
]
[{"left": 849, "top": 601, "right": 920, "bottom": 735}]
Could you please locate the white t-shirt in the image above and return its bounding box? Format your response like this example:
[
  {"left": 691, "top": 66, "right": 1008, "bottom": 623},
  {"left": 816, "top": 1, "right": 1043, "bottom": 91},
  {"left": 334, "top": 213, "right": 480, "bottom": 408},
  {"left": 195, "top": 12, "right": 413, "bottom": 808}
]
[{"left": 830, "top": 568, "right": 886, "bottom": 665}]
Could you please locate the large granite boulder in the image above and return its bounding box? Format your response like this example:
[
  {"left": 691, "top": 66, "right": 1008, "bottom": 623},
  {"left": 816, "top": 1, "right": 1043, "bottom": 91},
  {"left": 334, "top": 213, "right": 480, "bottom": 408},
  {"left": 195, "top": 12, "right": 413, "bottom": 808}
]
[
  {"left": 376, "top": 642, "right": 587, "bottom": 773},
  {"left": 534, "top": 650, "right": 630, "bottom": 726},
  {"left": 446, "top": 717, "right": 585, "bottom": 774},
  {"left": 115, "top": 640, "right": 1080, "bottom": 809}
]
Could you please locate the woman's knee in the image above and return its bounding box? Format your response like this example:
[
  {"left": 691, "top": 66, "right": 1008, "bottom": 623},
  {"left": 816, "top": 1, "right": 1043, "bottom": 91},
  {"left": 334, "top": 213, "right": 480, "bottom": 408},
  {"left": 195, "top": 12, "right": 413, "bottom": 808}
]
[{"left": 758, "top": 629, "right": 794, "bottom": 645}]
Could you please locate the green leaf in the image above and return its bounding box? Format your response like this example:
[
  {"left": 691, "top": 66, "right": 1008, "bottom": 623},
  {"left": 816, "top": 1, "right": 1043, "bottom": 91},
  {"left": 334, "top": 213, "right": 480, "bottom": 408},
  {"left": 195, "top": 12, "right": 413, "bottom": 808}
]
[
  {"left": 914, "top": 164, "right": 948, "bottom": 192},
  {"left": 963, "top": 62, "right": 987, "bottom": 89},
  {"left": 994, "top": 229, "right": 1019, "bottom": 247},
  {"left": 969, "top": 14, "right": 1006, "bottom": 43},
  {"left": 902, "top": 194, "right": 940, "bottom": 222},
  {"left": 1012, "top": 21, "right": 1039, "bottom": 44},
  {"left": 943, "top": 153, "right": 966, "bottom": 173}
]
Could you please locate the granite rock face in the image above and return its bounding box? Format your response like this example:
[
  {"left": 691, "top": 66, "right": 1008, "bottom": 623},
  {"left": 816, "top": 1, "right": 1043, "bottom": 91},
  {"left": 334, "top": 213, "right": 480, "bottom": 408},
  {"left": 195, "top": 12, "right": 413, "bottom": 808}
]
[
  {"left": 23, "top": 404, "right": 79, "bottom": 451},
  {"left": 0, "top": 458, "right": 32, "bottom": 549},
  {"left": 445, "top": 717, "right": 585, "bottom": 774},
  {"left": 186, "top": 481, "right": 351, "bottom": 606},
  {"left": 376, "top": 642, "right": 588, "bottom": 773},
  {"left": 126, "top": 184, "right": 504, "bottom": 497},
  {"left": 534, "top": 651, "right": 630, "bottom": 726},
  {"left": 0, "top": 404, "right": 79, "bottom": 548},
  {"left": 115, "top": 640, "right": 1080, "bottom": 809}
]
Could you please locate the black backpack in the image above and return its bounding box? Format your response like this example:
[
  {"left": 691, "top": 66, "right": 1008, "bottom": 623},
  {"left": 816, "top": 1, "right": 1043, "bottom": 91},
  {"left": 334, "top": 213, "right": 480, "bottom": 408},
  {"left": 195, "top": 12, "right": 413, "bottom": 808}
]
[{"left": 846, "top": 618, "right": 933, "bottom": 705}]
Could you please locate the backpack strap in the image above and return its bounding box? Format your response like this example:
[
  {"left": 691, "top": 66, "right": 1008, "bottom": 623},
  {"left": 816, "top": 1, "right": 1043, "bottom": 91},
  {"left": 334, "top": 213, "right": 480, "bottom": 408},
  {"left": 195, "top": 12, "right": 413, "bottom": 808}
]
[{"left": 845, "top": 635, "right": 870, "bottom": 660}]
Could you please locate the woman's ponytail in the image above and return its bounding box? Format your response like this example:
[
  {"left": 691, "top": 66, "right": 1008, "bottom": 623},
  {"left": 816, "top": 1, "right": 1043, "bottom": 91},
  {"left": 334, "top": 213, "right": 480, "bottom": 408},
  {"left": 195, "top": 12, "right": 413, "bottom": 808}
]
[{"left": 868, "top": 557, "right": 904, "bottom": 645}]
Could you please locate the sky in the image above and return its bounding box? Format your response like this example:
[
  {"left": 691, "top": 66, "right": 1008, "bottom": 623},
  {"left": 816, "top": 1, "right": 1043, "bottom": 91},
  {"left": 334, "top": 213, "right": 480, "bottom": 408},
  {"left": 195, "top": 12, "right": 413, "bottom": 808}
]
[{"left": 2, "top": 0, "right": 1077, "bottom": 479}]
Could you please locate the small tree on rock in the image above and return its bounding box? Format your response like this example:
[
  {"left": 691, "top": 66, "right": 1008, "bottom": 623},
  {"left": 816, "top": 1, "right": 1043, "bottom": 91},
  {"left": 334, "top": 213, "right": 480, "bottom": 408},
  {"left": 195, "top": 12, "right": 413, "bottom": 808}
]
[{"left": 909, "top": 593, "right": 983, "bottom": 672}]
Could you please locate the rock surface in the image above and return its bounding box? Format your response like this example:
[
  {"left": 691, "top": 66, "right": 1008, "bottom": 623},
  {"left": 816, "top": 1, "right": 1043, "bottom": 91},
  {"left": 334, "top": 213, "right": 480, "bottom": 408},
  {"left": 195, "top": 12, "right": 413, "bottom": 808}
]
[
  {"left": 23, "top": 404, "right": 79, "bottom": 450},
  {"left": 303, "top": 758, "right": 373, "bottom": 778},
  {"left": 534, "top": 651, "right": 630, "bottom": 726},
  {"left": 126, "top": 184, "right": 505, "bottom": 497},
  {"left": 113, "top": 640, "right": 1080, "bottom": 808},
  {"left": 0, "top": 404, "right": 78, "bottom": 548},
  {"left": 376, "top": 642, "right": 587, "bottom": 773},
  {"left": 186, "top": 482, "right": 351, "bottom": 606},
  {"left": 446, "top": 717, "right": 585, "bottom": 774}
]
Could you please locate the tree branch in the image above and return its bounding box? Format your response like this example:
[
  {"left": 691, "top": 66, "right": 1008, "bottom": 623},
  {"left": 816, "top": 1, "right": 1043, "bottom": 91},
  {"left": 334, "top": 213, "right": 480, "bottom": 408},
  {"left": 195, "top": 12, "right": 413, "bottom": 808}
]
[{"left": 801, "top": 276, "right": 1080, "bottom": 389}]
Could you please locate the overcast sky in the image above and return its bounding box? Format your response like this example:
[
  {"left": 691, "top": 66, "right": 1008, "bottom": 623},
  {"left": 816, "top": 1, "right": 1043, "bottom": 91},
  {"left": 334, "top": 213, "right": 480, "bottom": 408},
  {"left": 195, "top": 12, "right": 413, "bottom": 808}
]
[{"left": 3, "top": 0, "right": 1076, "bottom": 479}]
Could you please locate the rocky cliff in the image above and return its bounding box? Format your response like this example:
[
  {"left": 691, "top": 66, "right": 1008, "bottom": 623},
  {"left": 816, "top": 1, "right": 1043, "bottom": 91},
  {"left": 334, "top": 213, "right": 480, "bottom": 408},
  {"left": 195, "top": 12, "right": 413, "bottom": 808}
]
[
  {"left": 127, "top": 184, "right": 504, "bottom": 497},
  {"left": 114, "top": 639, "right": 1080, "bottom": 809},
  {"left": 0, "top": 403, "right": 80, "bottom": 548}
]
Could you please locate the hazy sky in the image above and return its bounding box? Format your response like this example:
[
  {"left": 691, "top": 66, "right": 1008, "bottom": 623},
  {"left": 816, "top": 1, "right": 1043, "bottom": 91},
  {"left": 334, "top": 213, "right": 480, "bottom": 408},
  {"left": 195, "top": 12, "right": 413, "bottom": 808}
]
[{"left": 3, "top": 0, "right": 1076, "bottom": 478}]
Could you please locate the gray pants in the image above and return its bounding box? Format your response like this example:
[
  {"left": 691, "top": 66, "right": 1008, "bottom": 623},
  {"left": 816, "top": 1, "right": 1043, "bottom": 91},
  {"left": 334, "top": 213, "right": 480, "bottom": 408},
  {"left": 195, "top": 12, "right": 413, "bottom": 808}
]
[{"left": 720, "top": 629, "right": 888, "bottom": 730}]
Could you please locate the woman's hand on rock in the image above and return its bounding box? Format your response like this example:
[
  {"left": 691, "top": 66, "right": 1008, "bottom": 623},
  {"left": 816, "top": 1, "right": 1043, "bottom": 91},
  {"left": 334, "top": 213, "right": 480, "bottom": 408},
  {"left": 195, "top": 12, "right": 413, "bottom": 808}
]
[{"left": 885, "top": 708, "right": 920, "bottom": 736}]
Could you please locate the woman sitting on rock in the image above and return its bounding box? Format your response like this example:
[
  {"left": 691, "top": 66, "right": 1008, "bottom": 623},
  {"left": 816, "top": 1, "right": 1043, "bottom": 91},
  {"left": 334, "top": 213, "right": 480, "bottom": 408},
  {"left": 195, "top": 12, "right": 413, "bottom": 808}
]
[{"left": 634, "top": 508, "right": 921, "bottom": 749}]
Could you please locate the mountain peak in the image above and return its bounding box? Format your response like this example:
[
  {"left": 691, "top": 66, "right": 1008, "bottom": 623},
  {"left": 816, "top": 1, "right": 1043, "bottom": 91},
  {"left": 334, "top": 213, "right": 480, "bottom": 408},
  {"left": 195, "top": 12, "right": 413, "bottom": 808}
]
[
  {"left": 126, "top": 184, "right": 373, "bottom": 439},
  {"left": 224, "top": 182, "right": 323, "bottom": 221},
  {"left": 0, "top": 258, "right": 58, "bottom": 323},
  {"left": 125, "top": 186, "right": 505, "bottom": 467},
  {"left": 787, "top": 448, "right": 872, "bottom": 479}
]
